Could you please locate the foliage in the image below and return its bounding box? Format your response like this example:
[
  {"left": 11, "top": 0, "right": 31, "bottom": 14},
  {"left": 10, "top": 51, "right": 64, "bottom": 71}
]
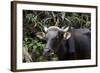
[
  {"left": 23, "top": 37, "right": 45, "bottom": 62},
  {"left": 23, "top": 36, "right": 58, "bottom": 62},
  {"left": 23, "top": 10, "right": 91, "bottom": 62}
]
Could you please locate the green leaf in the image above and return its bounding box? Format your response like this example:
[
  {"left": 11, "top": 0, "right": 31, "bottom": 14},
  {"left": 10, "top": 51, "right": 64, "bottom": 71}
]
[
  {"left": 33, "top": 40, "right": 38, "bottom": 43},
  {"left": 42, "top": 44, "right": 45, "bottom": 47},
  {"left": 33, "top": 45, "right": 37, "bottom": 49},
  {"left": 25, "top": 38, "right": 28, "bottom": 41},
  {"left": 29, "top": 43, "right": 33, "bottom": 48},
  {"left": 37, "top": 43, "right": 41, "bottom": 47}
]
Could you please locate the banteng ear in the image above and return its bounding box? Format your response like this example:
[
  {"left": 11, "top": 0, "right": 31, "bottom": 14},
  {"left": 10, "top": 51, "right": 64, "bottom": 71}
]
[
  {"left": 63, "top": 32, "right": 71, "bottom": 40},
  {"left": 36, "top": 32, "right": 46, "bottom": 39}
]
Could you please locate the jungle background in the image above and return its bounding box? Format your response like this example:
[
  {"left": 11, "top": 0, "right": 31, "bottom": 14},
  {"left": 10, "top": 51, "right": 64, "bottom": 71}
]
[{"left": 23, "top": 10, "right": 91, "bottom": 62}]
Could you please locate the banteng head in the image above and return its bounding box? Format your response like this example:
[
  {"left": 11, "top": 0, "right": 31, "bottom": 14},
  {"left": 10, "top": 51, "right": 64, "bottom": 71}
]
[{"left": 36, "top": 26, "right": 71, "bottom": 55}]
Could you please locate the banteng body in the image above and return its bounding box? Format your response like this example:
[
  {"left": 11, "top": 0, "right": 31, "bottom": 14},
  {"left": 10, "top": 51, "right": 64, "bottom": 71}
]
[{"left": 35, "top": 26, "right": 91, "bottom": 60}]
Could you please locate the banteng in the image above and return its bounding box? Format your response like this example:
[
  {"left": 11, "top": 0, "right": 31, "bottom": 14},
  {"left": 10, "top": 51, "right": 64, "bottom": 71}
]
[{"left": 33, "top": 26, "right": 91, "bottom": 60}]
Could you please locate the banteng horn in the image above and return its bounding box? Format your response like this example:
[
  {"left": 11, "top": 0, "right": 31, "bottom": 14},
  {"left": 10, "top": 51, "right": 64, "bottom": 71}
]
[
  {"left": 61, "top": 26, "right": 69, "bottom": 32},
  {"left": 44, "top": 26, "right": 48, "bottom": 32},
  {"left": 44, "top": 26, "right": 69, "bottom": 32}
]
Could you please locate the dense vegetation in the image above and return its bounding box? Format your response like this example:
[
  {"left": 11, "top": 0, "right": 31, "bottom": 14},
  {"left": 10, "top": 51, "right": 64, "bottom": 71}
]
[{"left": 23, "top": 10, "right": 91, "bottom": 62}]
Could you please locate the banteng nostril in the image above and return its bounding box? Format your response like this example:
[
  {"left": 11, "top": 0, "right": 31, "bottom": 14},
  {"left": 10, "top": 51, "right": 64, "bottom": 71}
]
[
  {"left": 44, "top": 48, "right": 50, "bottom": 53},
  {"left": 43, "top": 48, "right": 51, "bottom": 55}
]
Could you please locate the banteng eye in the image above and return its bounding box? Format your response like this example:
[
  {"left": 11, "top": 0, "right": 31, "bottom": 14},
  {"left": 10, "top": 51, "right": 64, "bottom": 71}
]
[
  {"left": 56, "top": 35, "right": 59, "bottom": 39},
  {"left": 58, "top": 31, "right": 63, "bottom": 38}
]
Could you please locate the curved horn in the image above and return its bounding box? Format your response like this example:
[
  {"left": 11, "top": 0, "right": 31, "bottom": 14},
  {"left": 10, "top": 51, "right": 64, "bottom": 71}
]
[
  {"left": 44, "top": 26, "right": 48, "bottom": 32},
  {"left": 61, "top": 26, "right": 69, "bottom": 32},
  {"left": 44, "top": 26, "right": 69, "bottom": 32}
]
